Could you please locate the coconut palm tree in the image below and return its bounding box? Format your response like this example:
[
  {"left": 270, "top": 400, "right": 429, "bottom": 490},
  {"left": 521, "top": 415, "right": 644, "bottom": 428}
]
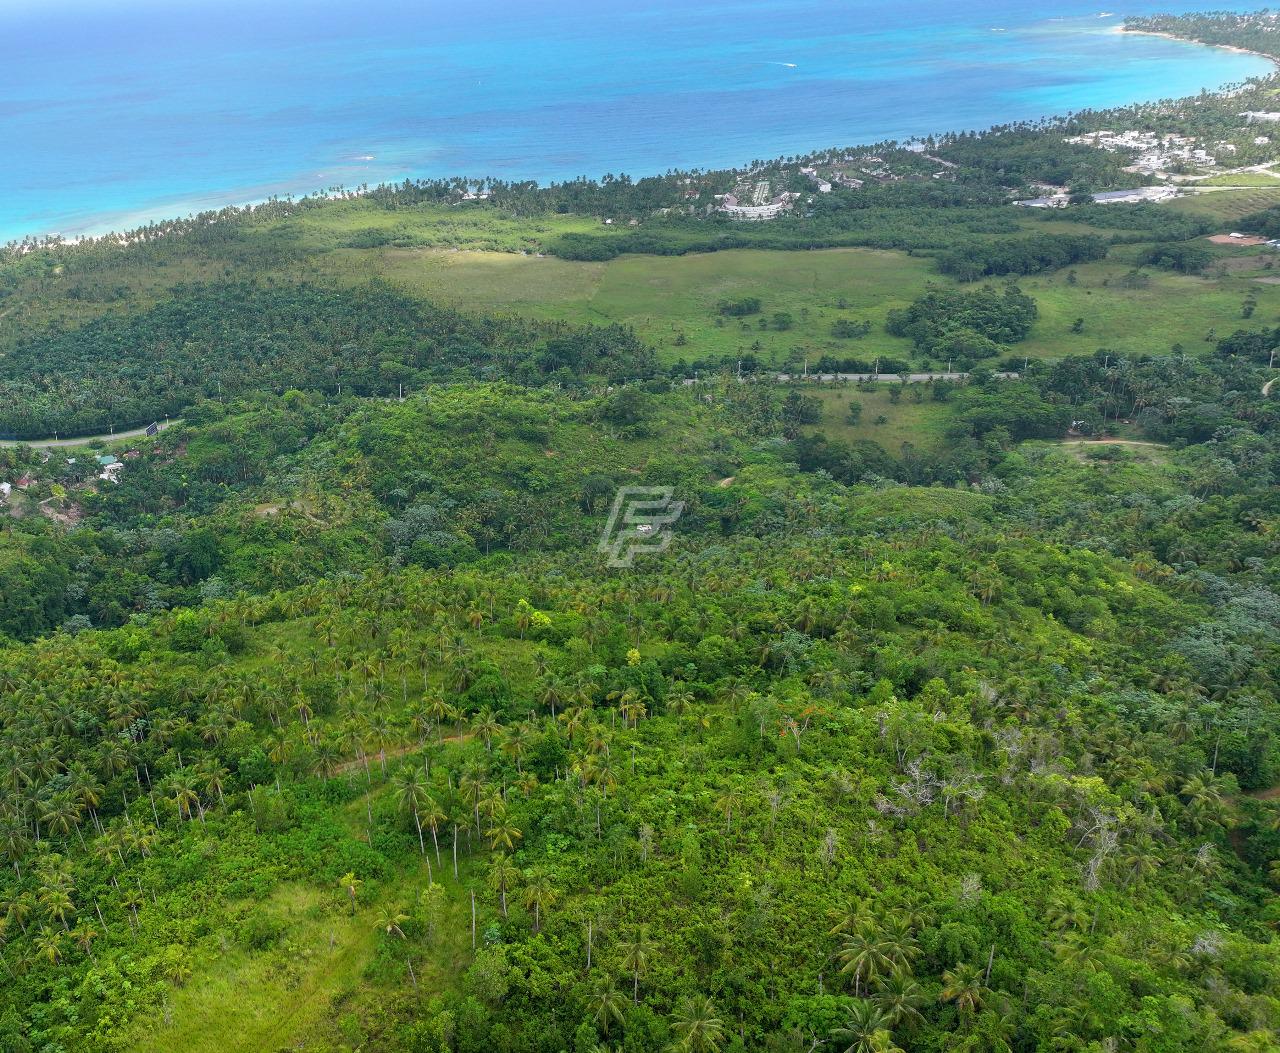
[
  {"left": 393, "top": 766, "right": 430, "bottom": 857},
  {"left": 502, "top": 723, "right": 532, "bottom": 773},
  {"left": 832, "top": 999, "right": 893, "bottom": 1053},
  {"left": 940, "top": 962, "right": 986, "bottom": 1017},
  {"left": 523, "top": 870, "right": 557, "bottom": 934},
  {"left": 487, "top": 819, "right": 523, "bottom": 853},
  {"left": 670, "top": 995, "right": 725, "bottom": 1053},
  {"left": 488, "top": 854, "right": 519, "bottom": 917},
  {"left": 33, "top": 927, "right": 64, "bottom": 965},
  {"left": 873, "top": 970, "right": 926, "bottom": 1031},
  {"left": 617, "top": 924, "right": 653, "bottom": 1002},
  {"left": 70, "top": 920, "right": 99, "bottom": 960},
  {"left": 472, "top": 708, "right": 502, "bottom": 751},
  {"left": 375, "top": 907, "right": 409, "bottom": 940},
  {"left": 838, "top": 929, "right": 894, "bottom": 997},
  {"left": 590, "top": 975, "right": 627, "bottom": 1036}
]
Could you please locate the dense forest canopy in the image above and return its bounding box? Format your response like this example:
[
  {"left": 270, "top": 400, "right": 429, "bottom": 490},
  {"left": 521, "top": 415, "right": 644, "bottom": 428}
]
[{"left": 0, "top": 9, "right": 1278, "bottom": 1053}]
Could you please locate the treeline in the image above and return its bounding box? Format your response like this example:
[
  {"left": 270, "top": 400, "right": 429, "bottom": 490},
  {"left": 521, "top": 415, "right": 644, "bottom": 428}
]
[
  {"left": 0, "top": 282, "right": 655, "bottom": 438},
  {"left": 936, "top": 233, "right": 1108, "bottom": 280},
  {"left": 936, "top": 128, "right": 1137, "bottom": 191},
  {"left": 886, "top": 284, "right": 1038, "bottom": 363},
  {"left": 1125, "top": 11, "right": 1280, "bottom": 61}
]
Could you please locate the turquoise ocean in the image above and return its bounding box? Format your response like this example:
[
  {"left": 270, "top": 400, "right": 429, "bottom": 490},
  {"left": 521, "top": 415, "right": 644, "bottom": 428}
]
[{"left": 0, "top": 0, "right": 1274, "bottom": 242}]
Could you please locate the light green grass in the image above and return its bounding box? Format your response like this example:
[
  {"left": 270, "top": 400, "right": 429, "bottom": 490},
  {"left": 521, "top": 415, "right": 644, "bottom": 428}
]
[
  {"left": 801, "top": 384, "right": 956, "bottom": 452},
  {"left": 331, "top": 244, "right": 1280, "bottom": 364},
  {"left": 1167, "top": 188, "right": 1280, "bottom": 222},
  {"left": 1191, "top": 171, "right": 1280, "bottom": 188},
  {"left": 272, "top": 198, "right": 602, "bottom": 252},
  {"left": 1013, "top": 257, "right": 1280, "bottom": 358},
  {"left": 307, "top": 245, "right": 935, "bottom": 366},
  {"left": 124, "top": 854, "right": 470, "bottom": 1053}
]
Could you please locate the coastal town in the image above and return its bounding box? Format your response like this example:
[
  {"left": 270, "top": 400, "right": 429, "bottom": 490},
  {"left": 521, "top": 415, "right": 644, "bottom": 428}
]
[{"left": 700, "top": 108, "right": 1280, "bottom": 221}]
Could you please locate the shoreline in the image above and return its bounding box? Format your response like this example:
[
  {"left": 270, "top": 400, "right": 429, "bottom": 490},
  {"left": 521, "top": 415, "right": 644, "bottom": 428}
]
[
  {"left": 1115, "top": 24, "right": 1280, "bottom": 71},
  {"left": 5, "top": 23, "right": 1279, "bottom": 254}
]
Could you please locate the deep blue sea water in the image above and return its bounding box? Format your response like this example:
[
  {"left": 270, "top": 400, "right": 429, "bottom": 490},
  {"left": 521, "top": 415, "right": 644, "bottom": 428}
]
[{"left": 0, "top": 0, "right": 1274, "bottom": 242}]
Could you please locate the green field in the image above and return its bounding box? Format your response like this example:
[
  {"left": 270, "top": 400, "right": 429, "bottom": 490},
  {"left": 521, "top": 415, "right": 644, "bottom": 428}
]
[
  {"left": 270, "top": 198, "right": 603, "bottom": 253},
  {"left": 1192, "top": 171, "right": 1280, "bottom": 188},
  {"left": 9, "top": 195, "right": 1280, "bottom": 373},
  {"left": 799, "top": 383, "right": 957, "bottom": 452},
  {"left": 307, "top": 244, "right": 1280, "bottom": 365},
  {"left": 305, "top": 245, "right": 935, "bottom": 367},
  {"left": 1167, "top": 187, "right": 1280, "bottom": 221}
]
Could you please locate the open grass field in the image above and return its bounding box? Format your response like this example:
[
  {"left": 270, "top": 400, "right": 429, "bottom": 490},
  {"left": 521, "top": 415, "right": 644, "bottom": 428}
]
[
  {"left": 1192, "top": 170, "right": 1280, "bottom": 188},
  {"left": 122, "top": 821, "right": 472, "bottom": 1053},
  {"left": 7, "top": 197, "right": 1280, "bottom": 373},
  {"left": 268, "top": 198, "right": 603, "bottom": 253},
  {"left": 304, "top": 242, "right": 1280, "bottom": 365},
  {"left": 1167, "top": 187, "right": 1280, "bottom": 221},
  {"left": 305, "top": 245, "right": 935, "bottom": 367},
  {"left": 1014, "top": 254, "right": 1280, "bottom": 358},
  {"left": 799, "top": 383, "right": 956, "bottom": 452}
]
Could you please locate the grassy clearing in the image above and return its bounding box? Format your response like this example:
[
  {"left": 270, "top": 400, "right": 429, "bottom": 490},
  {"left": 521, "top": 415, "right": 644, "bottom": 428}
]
[
  {"left": 271, "top": 198, "right": 602, "bottom": 253},
  {"left": 1192, "top": 170, "right": 1280, "bottom": 188},
  {"left": 358, "top": 245, "right": 1280, "bottom": 364},
  {"left": 800, "top": 383, "right": 956, "bottom": 452},
  {"left": 124, "top": 846, "right": 471, "bottom": 1053},
  {"left": 1036, "top": 437, "right": 1171, "bottom": 467},
  {"left": 1014, "top": 256, "right": 1280, "bottom": 359},
  {"left": 308, "top": 245, "right": 935, "bottom": 366},
  {"left": 1167, "top": 187, "right": 1280, "bottom": 222}
]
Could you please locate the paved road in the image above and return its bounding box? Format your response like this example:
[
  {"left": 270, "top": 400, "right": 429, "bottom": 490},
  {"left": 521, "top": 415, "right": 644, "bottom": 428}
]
[
  {"left": 682, "top": 371, "right": 1018, "bottom": 385},
  {"left": 0, "top": 418, "right": 177, "bottom": 449}
]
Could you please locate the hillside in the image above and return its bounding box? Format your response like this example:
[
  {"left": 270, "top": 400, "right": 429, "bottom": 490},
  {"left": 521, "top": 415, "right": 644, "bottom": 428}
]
[{"left": 1, "top": 10, "right": 1280, "bottom": 1052}]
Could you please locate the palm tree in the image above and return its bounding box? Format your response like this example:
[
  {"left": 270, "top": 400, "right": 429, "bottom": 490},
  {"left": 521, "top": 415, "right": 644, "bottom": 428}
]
[
  {"left": 713, "top": 789, "right": 742, "bottom": 833},
  {"left": 488, "top": 854, "right": 520, "bottom": 917},
  {"left": 487, "top": 819, "right": 523, "bottom": 853},
  {"left": 940, "top": 962, "right": 986, "bottom": 1017},
  {"left": 472, "top": 708, "right": 502, "bottom": 751},
  {"left": 339, "top": 872, "right": 362, "bottom": 915},
  {"left": 832, "top": 999, "right": 893, "bottom": 1053},
  {"left": 1054, "top": 934, "right": 1105, "bottom": 974},
  {"left": 590, "top": 975, "right": 628, "bottom": 1036},
  {"left": 1181, "top": 772, "right": 1234, "bottom": 833},
  {"left": 873, "top": 970, "right": 926, "bottom": 1031},
  {"left": 426, "top": 696, "right": 455, "bottom": 743},
  {"left": 617, "top": 924, "right": 653, "bottom": 1002},
  {"left": 419, "top": 794, "right": 446, "bottom": 873},
  {"left": 33, "top": 927, "right": 64, "bottom": 965},
  {"left": 523, "top": 870, "right": 558, "bottom": 934},
  {"left": 167, "top": 771, "right": 200, "bottom": 823},
  {"left": 502, "top": 723, "right": 532, "bottom": 773},
  {"left": 838, "top": 929, "right": 893, "bottom": 996},
  {"left": 375, "top": 907, "right": 409, "bottom": 940},
  {"left": 393, "top": 766, "right": 430, "bottom": 857},
  {"left": 70, "top": 920, "right": 99, "bottom": 960},
  {"left": 880, "top": 917, "right": 919, "bottom": 973},
  {"left": 670, "top": 995, "right": 725, "bottom": 1053}
]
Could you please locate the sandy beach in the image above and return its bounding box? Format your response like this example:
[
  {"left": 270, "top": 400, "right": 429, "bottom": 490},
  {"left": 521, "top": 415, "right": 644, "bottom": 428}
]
[{"left": 1115, "top": 24, "right": 1280, "bottom": 72}]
